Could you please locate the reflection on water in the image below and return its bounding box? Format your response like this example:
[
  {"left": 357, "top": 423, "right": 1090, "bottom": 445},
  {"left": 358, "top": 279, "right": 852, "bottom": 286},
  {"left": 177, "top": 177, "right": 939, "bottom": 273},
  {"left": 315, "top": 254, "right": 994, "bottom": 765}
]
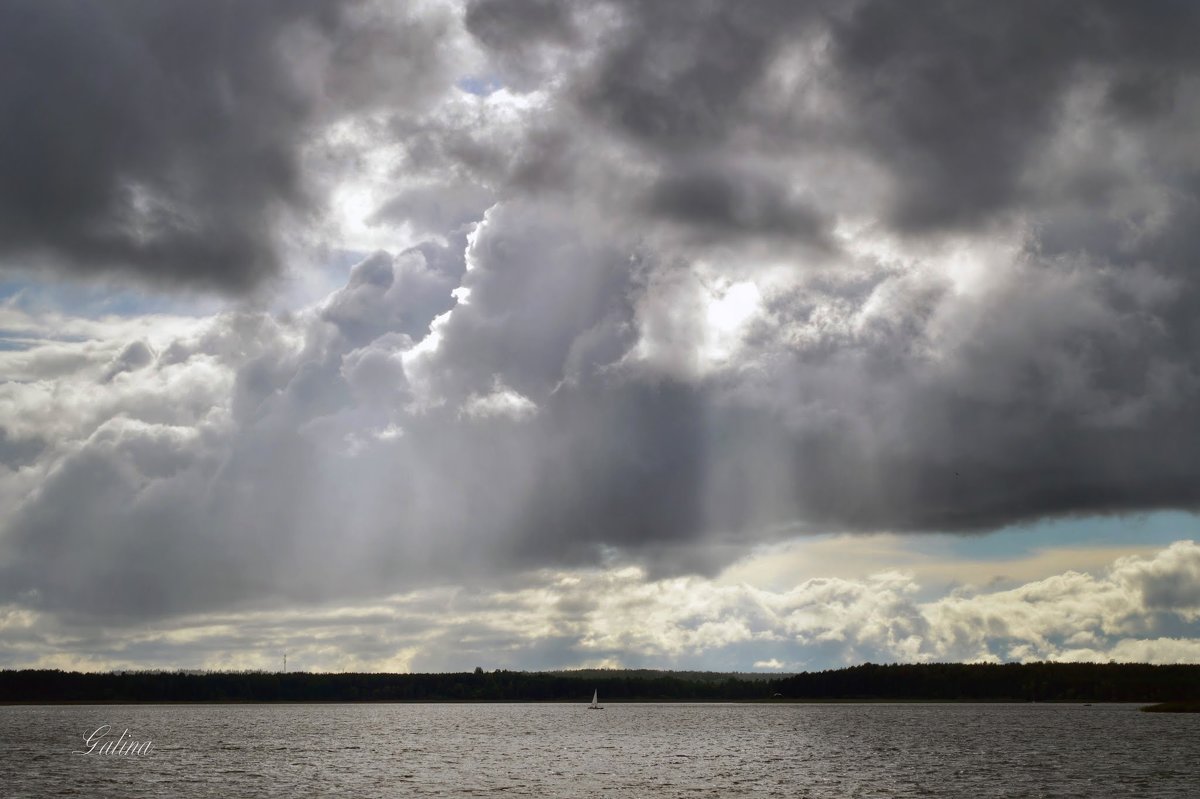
[{"left": 2, "top": 702, "right": 1196, "bottom": 797}]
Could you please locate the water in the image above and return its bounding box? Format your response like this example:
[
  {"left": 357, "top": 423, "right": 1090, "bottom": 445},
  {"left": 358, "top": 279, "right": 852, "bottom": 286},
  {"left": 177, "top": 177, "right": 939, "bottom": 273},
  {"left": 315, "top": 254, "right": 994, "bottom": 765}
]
[{"left": 1, "top": 703, "right": 1196, "bottom": 797}]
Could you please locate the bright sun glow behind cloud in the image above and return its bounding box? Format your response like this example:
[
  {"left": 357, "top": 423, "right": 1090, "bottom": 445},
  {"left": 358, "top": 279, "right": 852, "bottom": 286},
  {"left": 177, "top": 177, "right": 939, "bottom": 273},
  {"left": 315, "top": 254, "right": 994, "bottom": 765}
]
[{"left": 703, "top": 280, "right": 763, "bottom": 364}]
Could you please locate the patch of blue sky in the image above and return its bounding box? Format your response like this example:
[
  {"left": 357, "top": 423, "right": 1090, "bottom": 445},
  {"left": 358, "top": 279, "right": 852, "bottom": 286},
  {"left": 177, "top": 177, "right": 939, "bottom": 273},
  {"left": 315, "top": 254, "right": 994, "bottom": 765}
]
[
  {"left": 0, "top": 281, "right": 25, "bottom": 302},
  {"left": 456, "top": 75, "right": 503, "bottom": 96},
  {"left": 0, "top": 276, "right": 220, "bottom": 319},
  {"left": 936, "top": 510, "right": 1200, "bottom": 561},
  {"left": 3, "top": 247, "right": 377, "bottom": 323},
  {"left": 0, "top": 333, "right": 38, "bottom": 351},
  {"left": 0, "top": 326, "right": 90, "bottom": 350}
]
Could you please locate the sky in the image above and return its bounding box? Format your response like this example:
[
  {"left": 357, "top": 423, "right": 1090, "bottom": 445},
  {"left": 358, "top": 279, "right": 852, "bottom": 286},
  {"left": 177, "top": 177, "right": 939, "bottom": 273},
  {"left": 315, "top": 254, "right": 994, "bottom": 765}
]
[{"left": 2, "top": 0, "right": 1200, "bottom": 673}]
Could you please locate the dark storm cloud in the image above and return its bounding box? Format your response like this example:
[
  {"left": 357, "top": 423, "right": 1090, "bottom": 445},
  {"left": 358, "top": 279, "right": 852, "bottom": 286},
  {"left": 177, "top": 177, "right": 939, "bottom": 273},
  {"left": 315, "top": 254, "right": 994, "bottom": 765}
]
[
  {"left": 10, "top": 0, "right": 1200, "bottom": 630},
  {"left": 826, "top": 0, "right": 1200, "bottom": 232},
  {"left": 646, "top": 166, "right": 830, "bottom": 245},
  {"left": 462, "top": 0, "right": 578, "bottom": 89},
  {"left": 452, "top": 0, "right": 1200, "bottom": 533},
  {"left": 469, "top": 0, "right": 1200, "bottom": 233},
  {"left": 0, "top": 0, "right": 450, "bottom": 291},
  {"left": 464, "top": 0, "right": 576, "bottom": 53},
  {"left": 568, "top": 0, "right": 813, "bottom": 150}
]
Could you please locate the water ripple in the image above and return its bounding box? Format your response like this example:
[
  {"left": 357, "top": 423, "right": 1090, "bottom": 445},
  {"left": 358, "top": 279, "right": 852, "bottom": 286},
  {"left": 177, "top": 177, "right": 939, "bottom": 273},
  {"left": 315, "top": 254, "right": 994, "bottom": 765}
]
[{"left": 0, "top": 703, "right": 1196, "bottom": 797}]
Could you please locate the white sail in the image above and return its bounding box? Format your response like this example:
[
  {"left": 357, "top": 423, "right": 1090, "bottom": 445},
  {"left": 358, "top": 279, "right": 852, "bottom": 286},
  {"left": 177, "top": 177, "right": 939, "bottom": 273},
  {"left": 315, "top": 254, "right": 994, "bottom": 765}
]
[{"left": 590, "top": 690, "right": 598, "bottom": 708}]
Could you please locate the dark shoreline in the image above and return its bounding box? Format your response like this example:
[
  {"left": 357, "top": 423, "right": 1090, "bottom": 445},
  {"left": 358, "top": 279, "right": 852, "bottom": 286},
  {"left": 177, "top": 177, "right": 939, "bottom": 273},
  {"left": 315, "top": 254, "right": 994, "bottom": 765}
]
[
  {"left": 4, "top": 662, "right": 1200, "bottom": 705},
  {"left": 0, "top": 698, "right": 1165, "bottom": 706}
]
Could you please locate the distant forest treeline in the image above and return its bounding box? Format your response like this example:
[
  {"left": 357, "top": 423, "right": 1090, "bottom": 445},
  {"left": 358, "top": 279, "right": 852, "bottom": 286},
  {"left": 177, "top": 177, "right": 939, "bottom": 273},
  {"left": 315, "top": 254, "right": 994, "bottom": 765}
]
[{"left": 3, "top": 663, "right": 1199, "bottom": 703}]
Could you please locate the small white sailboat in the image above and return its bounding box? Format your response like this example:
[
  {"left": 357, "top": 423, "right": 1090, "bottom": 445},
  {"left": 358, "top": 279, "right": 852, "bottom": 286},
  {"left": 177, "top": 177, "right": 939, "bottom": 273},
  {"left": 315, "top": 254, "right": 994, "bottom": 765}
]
[{"left": 588, "top": 689, "right": 604, "bottom": 710}]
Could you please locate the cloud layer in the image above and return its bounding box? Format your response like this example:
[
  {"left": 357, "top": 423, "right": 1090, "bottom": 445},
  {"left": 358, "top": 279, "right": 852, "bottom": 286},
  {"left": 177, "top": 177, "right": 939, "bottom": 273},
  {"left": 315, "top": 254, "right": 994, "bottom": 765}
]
[
  {"left": 4, "top": 541, "right": 1199, "bottom": 672},
  {"left": 3, "top": 2, "right": 1200, "bottom": 663},
  {"left": 0, "top": 1, "right": 461, "bottom": 290}
]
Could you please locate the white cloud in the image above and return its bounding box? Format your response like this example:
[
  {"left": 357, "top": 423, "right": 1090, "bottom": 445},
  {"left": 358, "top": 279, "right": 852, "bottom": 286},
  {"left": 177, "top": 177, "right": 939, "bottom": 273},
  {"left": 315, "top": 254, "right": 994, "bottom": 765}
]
[
  {"left": 461, "top": 380, "right": 538, "bottom": 420},
  {"left": 4, "top": 540, "right": 1199, "bottom": 672}
]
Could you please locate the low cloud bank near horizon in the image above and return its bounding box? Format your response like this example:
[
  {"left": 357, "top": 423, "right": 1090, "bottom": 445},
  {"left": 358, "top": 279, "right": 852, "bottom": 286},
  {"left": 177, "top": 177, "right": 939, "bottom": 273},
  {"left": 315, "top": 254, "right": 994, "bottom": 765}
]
[
  {"left": 2, "top": 541, "right": 1199, "bottom": 673},
  {"left": 4, "top": 2, "right": 1200, "bottom": 654}
]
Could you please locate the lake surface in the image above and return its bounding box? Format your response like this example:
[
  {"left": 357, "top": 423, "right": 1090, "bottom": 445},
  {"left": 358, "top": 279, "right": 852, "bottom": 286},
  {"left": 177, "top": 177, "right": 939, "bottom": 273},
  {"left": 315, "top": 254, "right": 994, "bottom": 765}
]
[{"left": 2, "top": 703, "right": 1196, "bottom": 797}]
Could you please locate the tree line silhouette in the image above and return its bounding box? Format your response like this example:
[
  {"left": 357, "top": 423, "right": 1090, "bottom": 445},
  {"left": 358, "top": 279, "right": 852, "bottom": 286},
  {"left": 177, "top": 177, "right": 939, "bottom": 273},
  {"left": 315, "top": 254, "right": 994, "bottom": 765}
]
[{"left": 2, "top": 662, "right": 1198, "bottom": 703}]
